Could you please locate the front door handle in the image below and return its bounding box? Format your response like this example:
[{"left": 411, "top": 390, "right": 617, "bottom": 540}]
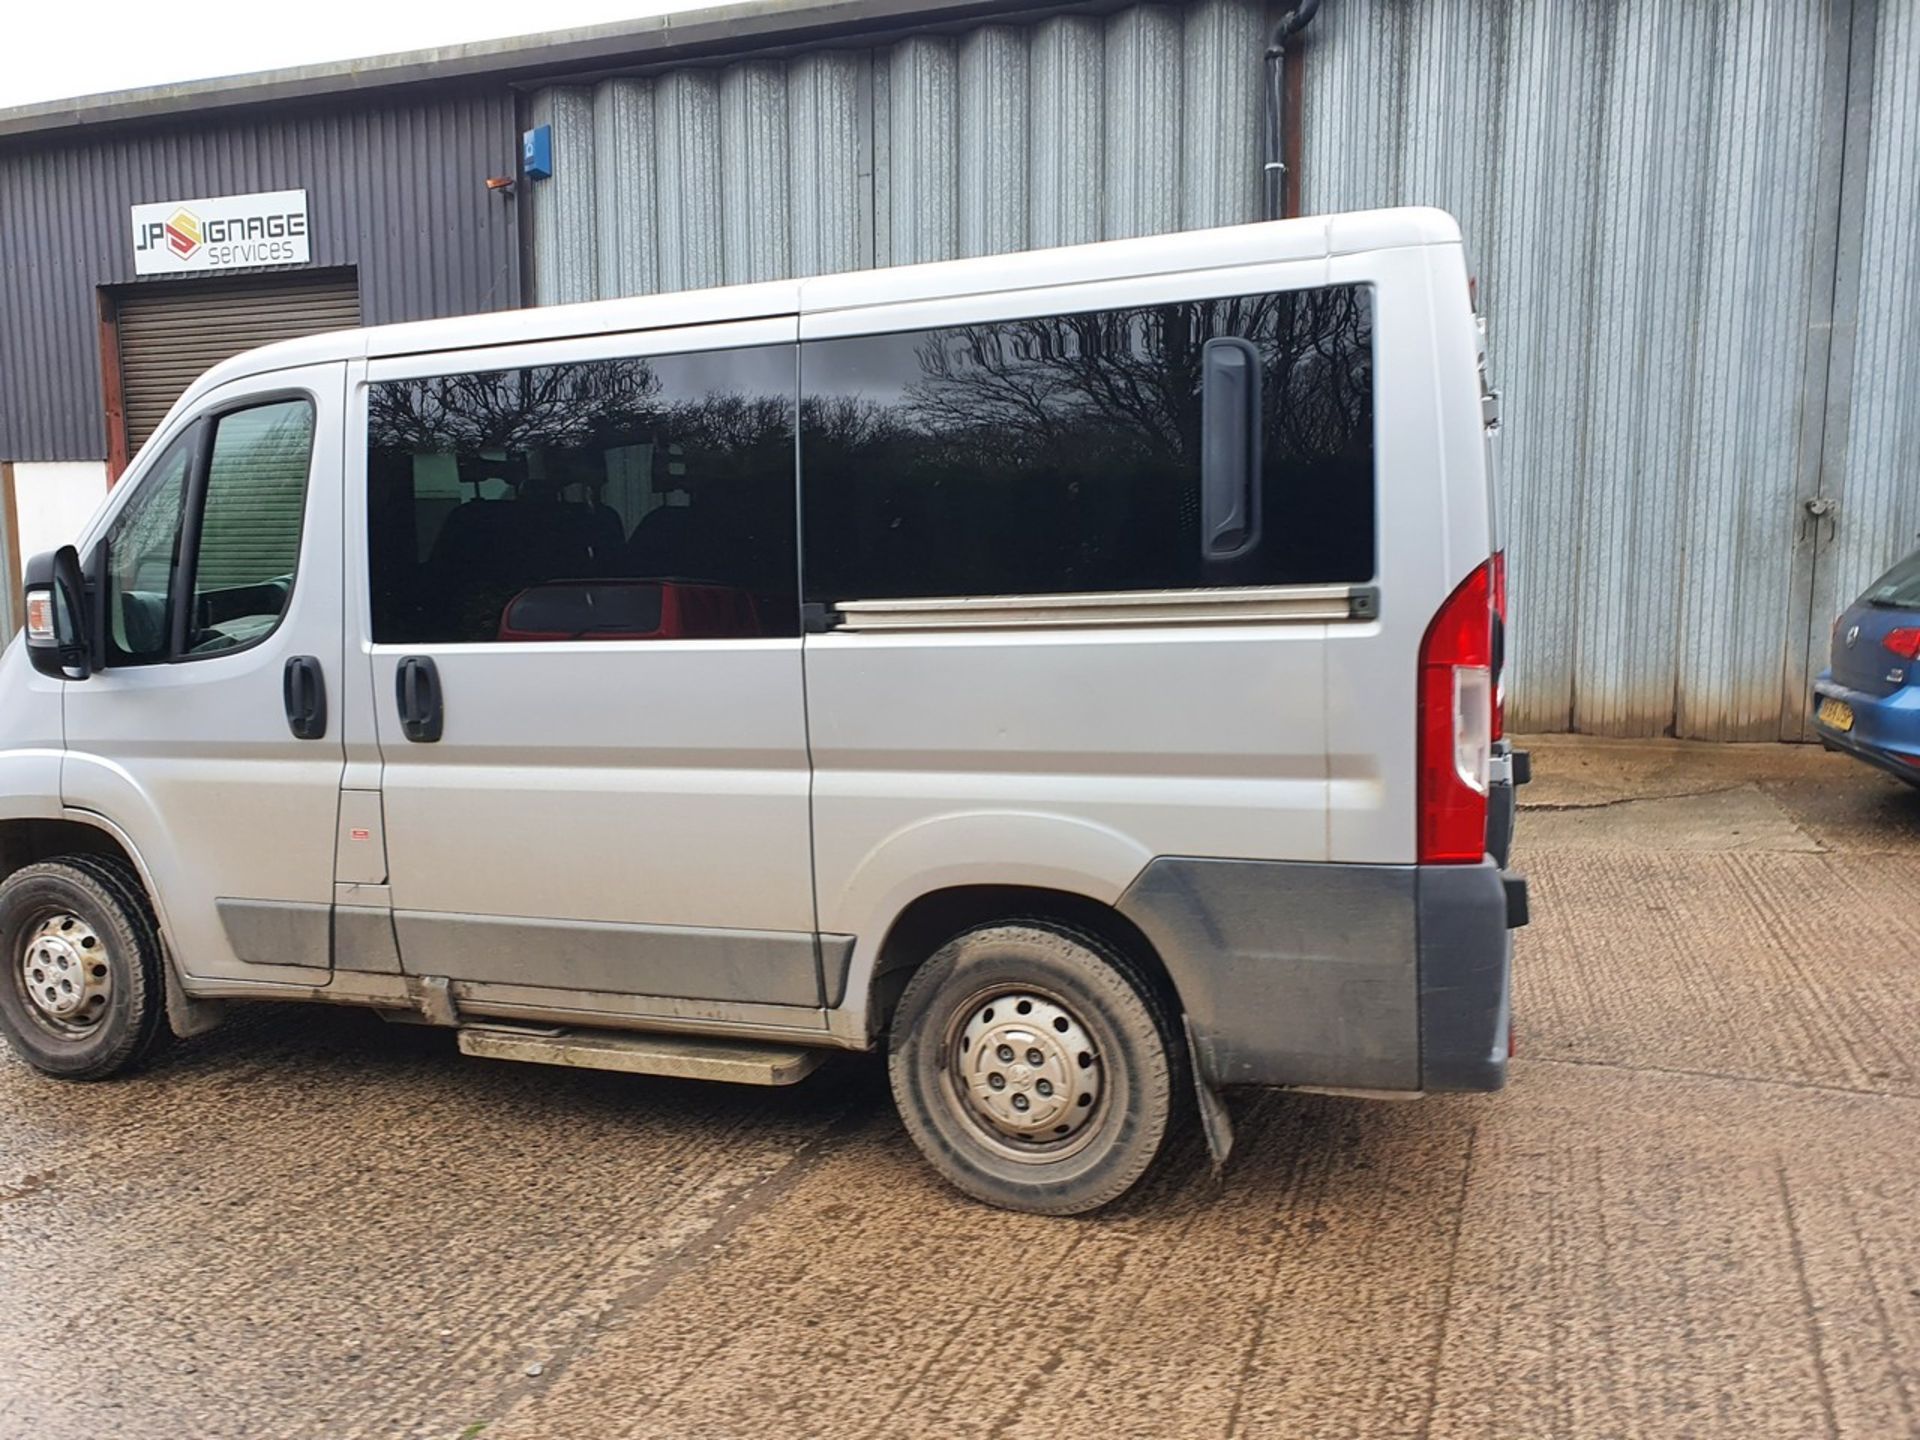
[
  {"left": 282, "top": 655, "right": 327, "bottom": 740},
  {"left": 395, "top": 655, "right": 443, "bottom": 743}
]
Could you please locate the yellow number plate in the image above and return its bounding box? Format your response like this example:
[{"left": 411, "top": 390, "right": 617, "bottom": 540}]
[{"left": 1817, "top": 696, "right": 1855, "bottom": 732}]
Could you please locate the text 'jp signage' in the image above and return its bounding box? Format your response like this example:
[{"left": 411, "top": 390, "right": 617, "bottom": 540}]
[{"left": 130, "top": 189, "right": 310, "bottom": 276}]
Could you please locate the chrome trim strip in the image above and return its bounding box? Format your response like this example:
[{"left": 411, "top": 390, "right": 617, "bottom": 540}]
[{"left": 833, "top": 584, "right": 1374, "bottom": 632}]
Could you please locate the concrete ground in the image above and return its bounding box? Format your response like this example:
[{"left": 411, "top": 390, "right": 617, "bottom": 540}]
[{"left": 3, "top": 737, "right": 1918, "bottom": 1439}]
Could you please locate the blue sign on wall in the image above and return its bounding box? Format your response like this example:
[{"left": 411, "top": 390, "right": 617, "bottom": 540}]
[{"left": 522, "top": 125, "right": 553, "bottom": 181}]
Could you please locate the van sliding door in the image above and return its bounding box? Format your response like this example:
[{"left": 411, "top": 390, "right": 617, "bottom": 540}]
[{"left": 358, "top": 318, "right": 824, "bottom": 1017}]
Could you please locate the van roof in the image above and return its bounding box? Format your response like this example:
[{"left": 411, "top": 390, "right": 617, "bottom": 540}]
[{"left": 187, "top": 206, "right": 1460, "bottom": 399}]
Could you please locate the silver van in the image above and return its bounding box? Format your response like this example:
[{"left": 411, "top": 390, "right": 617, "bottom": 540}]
[{"left": 0, "top": 207, "right": 1526, "bottom": 1214}]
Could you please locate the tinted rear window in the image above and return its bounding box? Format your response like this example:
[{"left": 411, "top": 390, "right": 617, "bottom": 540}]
[{"left": 800, "top": 285, "right": 1374, "bottom": 603}]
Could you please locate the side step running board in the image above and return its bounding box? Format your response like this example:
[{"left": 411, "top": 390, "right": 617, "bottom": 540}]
[{"left": 456, "top": 1024, "right": 828, "bottom": 1086}]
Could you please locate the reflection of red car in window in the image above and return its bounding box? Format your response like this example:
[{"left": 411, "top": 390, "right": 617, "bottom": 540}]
[{"left": 497, "top": 579, "right": 767, "bottom": 641}]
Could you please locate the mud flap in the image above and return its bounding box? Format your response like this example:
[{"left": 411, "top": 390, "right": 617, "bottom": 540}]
[
  {"left": 1184, "top": 1016, "right": 1234, "bottom": 1171},
  {"left": 163, "top": 955, "right": 226, "bottom": 1039}
]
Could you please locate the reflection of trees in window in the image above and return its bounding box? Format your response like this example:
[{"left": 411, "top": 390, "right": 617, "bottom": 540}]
[
  {"left": 655, "top": 392, "right": 793, "bottom": 491},
  {"left": 367, "top": 351, "right": 800, "bottom": 644},
  {"left": 800, "top": 286, "right": 1375, "bottom": 602},
  {"left": 368, "top": 360, "right": 796, "bottom": 489},
  {"left": 368, "top": 359, "right": 665, "bottom": 459},
  {"left": 896, "top": 289, "right": 1371, "bottom": 468}
]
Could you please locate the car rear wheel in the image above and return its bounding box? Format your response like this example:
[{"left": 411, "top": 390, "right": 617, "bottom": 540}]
[
  {"left": 888, "top": 921, "right": 1185, "bottom": 1215},
  {"left": 0, "top": 857, "right": 169, "bottom": 1080}
]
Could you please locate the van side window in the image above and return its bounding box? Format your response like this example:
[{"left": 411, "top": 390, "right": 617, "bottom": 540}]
[
  {"left": 99, "top": 397, "right": 316, "bottom": 665},
  {"left": 189, "top": 399, "right": 315, "bottom": 654},
  {"left": 103, "top": 432, "right": 193, "bottom": 665},
  {"left": 800, "top": 285, "right": 1374, "bottom": 603},
  {"left": 366, "top": 345, "right": 799, "bottom": 645}
]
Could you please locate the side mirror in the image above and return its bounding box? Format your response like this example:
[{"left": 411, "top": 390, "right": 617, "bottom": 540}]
[{"left": 23, "top": 545, "right": 94, "bottom": 680}]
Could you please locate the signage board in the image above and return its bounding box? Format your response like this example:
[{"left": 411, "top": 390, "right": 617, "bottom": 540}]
[{"left": 130, "top": 189, "right": 310, "bottom": 276}]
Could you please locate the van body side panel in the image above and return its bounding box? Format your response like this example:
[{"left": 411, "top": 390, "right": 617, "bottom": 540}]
[
  {"left": 0, "top": 753, "right": 66, "bottom": 822},
  {"left": 1324, "top": 245, "right": 1482, "bottom": 865},
  {"left": 803, "top": 234, "right": 1511, "bottom": 1093},
  {"left": 801, "top": 262, "right": 1344, "bottom": 1025},
  {"left": 338, "top": 358, "right": 387, "bottom": 804},
  {"left": 60, "top": 362, "right": 350, "bottom": 985},
  {"left": 0, "top": 642, "right": 67, "bottom": 821},
  {"left": 807, "top": 623, "right": 1330, "bottom": 1003}
]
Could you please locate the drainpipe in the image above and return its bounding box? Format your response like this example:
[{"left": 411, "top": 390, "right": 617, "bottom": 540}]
[{"left": 1263, "top": 0, "right": 1322, "bottom": 220}]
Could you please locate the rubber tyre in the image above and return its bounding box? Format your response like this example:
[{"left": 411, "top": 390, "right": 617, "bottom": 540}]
[
  {"left": 0, "top": 857, "right": 169, "bottom": 1080},
  {"left": 888, "top": 921, "right": 1185, "bottom": 1215}
]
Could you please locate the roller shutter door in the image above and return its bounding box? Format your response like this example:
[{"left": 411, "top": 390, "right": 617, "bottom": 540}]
[{"left": 116, "top": 271, "right": 359, "bottom": 453}]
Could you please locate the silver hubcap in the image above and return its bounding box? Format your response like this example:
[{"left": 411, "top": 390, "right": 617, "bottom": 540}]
[
  {"left": 20, "top": 912, "right": 111, "bottom": 1034},
  {"left": 951, "top": 992, "right": 1103, "bottom": 1150}
]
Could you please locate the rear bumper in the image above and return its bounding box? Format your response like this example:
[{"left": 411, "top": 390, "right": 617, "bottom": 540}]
[
  {"left": 1812, "top": 676, "right": 1920, "bottom": 781},
  {"left": 1117, "top": 854, "right": 1525, "bottom": 1096},
  {"left": 1416, "top": 860, "right": 1519, "bottom": 1092}
]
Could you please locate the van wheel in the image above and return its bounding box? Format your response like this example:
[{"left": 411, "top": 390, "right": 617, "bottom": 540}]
[
  {"left": 888, "top": 921, "right": 1185, "bottom": 1215},
  {"left": 0, "top": 858, "right": 169, "bottom": 1080}
]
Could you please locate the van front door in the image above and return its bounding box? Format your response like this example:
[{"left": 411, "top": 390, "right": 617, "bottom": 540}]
[
  {"left": 63, "top": 363, "right": 348, "bottom": 984},
  {"left": 358, "top": 320, "right": 821, "bottom": 1019}
]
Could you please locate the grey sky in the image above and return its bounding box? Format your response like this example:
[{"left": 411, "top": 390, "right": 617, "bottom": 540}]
[{"left": 4, "top": 0, "right": 711, "bottom": 109}]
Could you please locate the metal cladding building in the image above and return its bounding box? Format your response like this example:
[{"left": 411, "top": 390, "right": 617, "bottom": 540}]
[{"left": 0, "top": 0, "right": 1915, "bottom": 741}]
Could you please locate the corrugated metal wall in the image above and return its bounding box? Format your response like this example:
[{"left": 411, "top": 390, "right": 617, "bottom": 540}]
[
  {"left": 512, "top": 0, "right": 1918, "bottom": 743},
  {"left": 525, "top": 0, "right": 1267, "bottom": 303},
  {"left": 1810, "top": 0, "right": 1920, "bottom": 725},
  {"left": 0, "top": 90, "right": 519, "bottom": 461},
  {"left": 0, "top": 0, "right": 1906, "bottom": 733},
  {"left": 1302, "top": 0, "right": 1919, "bottom": 741}
]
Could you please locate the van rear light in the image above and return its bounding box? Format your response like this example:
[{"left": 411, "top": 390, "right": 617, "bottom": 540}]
[
  {"left": 1418, "top": 561, "right": 1493, "bottom": 864},
  {"left": 1884, "top": 627, "right": 1920, "bottom": 661}
]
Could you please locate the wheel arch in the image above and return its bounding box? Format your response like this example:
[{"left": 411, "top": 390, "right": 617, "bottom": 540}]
[
  {"left": 863, "top": 883, "right": 1180, "bottom": 1042},
  {"left": 0, "top": 815, "right": 146, "bottom": 886},
  {"left": 0, "top": 812, "right": 218, "bottom": 1039}
]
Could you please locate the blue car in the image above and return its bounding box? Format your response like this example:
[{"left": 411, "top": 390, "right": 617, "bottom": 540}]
[{"left": 1813, "top": 547, "right": 1920, "bottom": 784}]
